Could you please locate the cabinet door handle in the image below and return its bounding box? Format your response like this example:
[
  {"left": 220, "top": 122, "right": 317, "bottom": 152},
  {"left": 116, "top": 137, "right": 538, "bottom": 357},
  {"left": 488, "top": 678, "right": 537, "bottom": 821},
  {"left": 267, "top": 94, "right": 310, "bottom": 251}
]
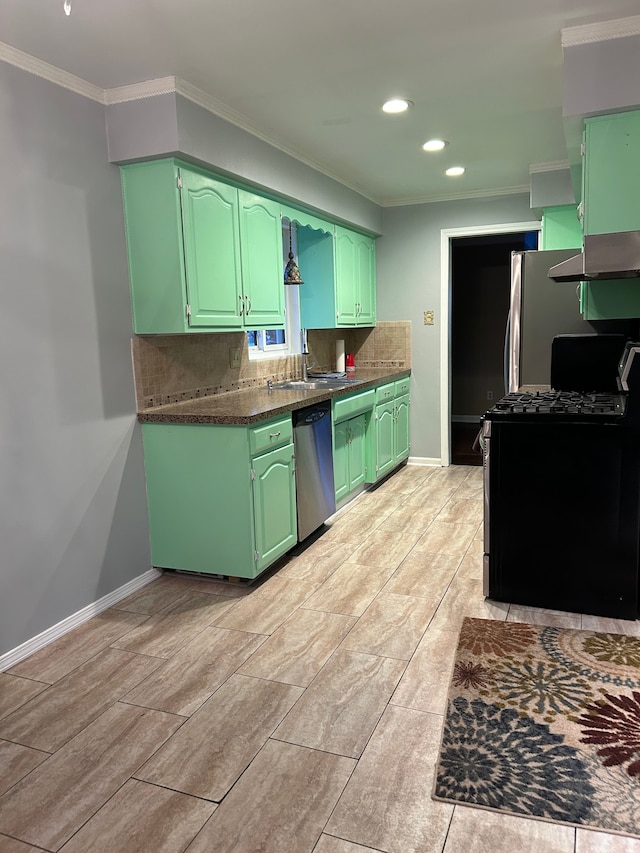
[
  {"left": 245, "top": 295, "right": 252, "bottom": 315},
  {"left": 269, "top": 431, "right": 281, "bottom": 439},
  {"left": 239, "top": 295, "right": 244, "bottom": 316}
]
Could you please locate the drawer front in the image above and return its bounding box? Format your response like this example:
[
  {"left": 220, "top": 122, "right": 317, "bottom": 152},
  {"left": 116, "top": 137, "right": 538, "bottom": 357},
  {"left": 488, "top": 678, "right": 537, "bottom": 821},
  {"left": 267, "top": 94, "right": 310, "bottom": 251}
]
[
  {"left": 332, "top": 389, "right": 376, "bottom": 423},
  {"left": 249, "top": 416, "right": 293, "bottom": 456},
  {"left": 376, "top": 382, "right": 395, "bottom": 404},
  {"left": 394, "top": 377, "right": 410, "bottom": 397}
]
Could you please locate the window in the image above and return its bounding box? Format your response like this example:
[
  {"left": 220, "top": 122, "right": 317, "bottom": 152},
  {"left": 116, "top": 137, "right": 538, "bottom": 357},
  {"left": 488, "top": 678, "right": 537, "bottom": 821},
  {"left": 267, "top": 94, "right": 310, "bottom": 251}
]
[
  {"left": 247, "top": 219, "right": 301, "bottom": 359},
  {"left": 247, "top": 328, "right": 287, "bottom": 353}
]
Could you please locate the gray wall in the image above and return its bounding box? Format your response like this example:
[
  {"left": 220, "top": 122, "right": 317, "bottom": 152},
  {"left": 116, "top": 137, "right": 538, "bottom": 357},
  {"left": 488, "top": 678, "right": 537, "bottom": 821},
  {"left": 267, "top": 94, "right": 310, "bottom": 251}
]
[
  {"left": 106, "top": 93, "right": 383, "bottom": 236},
  {"left": 0, "top": 63, "right": 151, "bottom": 657},
  {"left": 0, "top": 57, "right": 538, "bottom": 657},
  {"left": 562, "top": 34, "right": 640, "bottom": 181},
  {"left": 378, "top": 194, "right": 535, "bottom": 460}
]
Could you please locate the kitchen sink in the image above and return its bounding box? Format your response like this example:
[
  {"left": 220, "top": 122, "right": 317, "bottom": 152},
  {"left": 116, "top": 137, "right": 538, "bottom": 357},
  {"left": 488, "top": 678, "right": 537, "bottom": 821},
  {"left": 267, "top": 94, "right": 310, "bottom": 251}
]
[{"left": 271, "top": 377, "right": 365, "bottom": 391}]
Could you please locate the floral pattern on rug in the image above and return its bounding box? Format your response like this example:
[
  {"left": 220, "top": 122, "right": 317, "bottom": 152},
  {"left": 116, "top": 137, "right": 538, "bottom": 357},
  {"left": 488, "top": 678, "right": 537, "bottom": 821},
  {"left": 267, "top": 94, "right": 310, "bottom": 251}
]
[{"left": 433, "top": 617, "right": 640, "bottom": 838}]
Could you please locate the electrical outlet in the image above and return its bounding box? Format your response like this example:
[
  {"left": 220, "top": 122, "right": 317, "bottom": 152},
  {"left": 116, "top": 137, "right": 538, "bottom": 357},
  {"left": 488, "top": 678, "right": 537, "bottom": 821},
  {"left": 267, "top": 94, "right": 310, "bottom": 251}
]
[
  {"left": 487, "top": 391, "right": 493, "bottom": 401},
  {"left": 229, "top": 347, "right": 241, "bottom": 368},
  {"left": 424, "top": 310, "right": 434, "bottom": 325}
]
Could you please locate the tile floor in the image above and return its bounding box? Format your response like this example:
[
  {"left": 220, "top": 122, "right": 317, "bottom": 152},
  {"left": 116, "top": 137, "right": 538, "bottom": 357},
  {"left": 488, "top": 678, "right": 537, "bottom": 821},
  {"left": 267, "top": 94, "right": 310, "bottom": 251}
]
[{"left": 1, "top": 463, "right": 640, "bottom": 852}]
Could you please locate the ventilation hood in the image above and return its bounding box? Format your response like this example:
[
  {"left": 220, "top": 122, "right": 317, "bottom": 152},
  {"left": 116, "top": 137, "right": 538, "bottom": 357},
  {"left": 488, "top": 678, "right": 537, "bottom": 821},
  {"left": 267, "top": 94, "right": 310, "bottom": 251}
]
[{"left": 548, "top": 231, "right": 640, "bottom": 283}]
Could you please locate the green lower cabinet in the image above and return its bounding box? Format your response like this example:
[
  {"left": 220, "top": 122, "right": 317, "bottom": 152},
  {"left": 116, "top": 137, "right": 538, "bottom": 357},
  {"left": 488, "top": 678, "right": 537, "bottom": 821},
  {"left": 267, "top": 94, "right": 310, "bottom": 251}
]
[
  {"left": 333, "top": 414, "right": 368, "bottom": 504},
  {"left": 141, "top": 417, "right": 296, "bottom": 580},
  {"left": 370, "top": 393, "right": 411, "bottom": 482}
]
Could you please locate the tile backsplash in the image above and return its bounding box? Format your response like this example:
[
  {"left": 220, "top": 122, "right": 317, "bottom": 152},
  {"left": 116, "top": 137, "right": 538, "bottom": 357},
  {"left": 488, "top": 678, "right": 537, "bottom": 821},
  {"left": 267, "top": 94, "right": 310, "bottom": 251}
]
[{"left": 132, "top": 321, "right": 411, "bottom": 409}]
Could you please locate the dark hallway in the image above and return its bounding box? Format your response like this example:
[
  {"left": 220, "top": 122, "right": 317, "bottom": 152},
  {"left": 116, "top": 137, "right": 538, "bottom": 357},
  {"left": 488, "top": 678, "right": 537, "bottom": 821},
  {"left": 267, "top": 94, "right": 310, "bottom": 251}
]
[{"left": 449, "top": 232, "right": 535, "bottom": 465}]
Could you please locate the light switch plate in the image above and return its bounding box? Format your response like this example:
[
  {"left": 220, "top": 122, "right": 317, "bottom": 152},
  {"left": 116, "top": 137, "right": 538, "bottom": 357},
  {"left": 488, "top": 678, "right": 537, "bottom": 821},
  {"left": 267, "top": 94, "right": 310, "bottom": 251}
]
[
  {"left": 424, "top": 310, "right": 434, "bottom": 325},
  {"left": 229, "top": 347, "right": 241, "bottom": 368}
]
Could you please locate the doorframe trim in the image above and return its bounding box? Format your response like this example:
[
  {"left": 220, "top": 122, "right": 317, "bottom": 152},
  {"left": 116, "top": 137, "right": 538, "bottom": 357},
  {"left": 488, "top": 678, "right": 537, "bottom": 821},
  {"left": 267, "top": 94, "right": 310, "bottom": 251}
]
[{"left": 439, "top": 220, "right": 541, "bottom": 466}]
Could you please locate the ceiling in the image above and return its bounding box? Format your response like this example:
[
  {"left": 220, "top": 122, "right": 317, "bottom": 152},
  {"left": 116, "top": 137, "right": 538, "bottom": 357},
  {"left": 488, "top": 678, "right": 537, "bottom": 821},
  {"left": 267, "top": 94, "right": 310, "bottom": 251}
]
[{"left": 1, "top": 0, "right": 638, "bottom": 206}]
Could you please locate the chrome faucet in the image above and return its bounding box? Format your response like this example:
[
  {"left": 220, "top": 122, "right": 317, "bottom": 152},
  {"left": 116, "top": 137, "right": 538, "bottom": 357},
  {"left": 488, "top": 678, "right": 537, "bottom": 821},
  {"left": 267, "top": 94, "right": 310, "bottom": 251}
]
[{"left": 301, "top": 328, "right": 309, "bottom": 381}]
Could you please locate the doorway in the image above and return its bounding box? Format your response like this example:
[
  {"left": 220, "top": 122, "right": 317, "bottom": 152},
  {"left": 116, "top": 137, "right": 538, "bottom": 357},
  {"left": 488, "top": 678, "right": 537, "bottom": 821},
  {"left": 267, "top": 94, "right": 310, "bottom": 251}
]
[{"left": 439, "top": 221, "right": 541, "bottom": 466}]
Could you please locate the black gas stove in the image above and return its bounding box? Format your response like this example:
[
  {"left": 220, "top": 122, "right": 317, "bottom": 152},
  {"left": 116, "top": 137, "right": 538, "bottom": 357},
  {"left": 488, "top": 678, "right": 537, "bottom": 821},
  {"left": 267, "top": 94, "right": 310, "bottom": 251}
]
[
  {"left": 482, "top": 342, "right": 640, "bottom": 621},
  {"left": 486, "top": 389, "right": 627, "bottom": 422}
]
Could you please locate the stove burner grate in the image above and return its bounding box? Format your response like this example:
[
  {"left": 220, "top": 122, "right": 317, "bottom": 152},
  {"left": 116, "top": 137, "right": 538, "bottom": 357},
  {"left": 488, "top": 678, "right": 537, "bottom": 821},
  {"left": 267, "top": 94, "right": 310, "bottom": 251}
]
[{"left": 488, "top": 390, "right": 626, "bottom": 419}]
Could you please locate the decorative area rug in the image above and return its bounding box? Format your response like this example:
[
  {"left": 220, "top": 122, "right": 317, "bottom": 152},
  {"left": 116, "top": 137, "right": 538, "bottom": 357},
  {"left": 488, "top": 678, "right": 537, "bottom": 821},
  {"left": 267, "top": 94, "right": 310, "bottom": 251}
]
[{"left": 433, "top": 617, "right": 640, "bottom": 838}]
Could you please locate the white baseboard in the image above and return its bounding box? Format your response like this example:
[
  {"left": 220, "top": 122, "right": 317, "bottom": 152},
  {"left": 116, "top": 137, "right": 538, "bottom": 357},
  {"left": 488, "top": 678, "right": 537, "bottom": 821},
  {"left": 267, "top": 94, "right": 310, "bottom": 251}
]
[
  {"left": 408, "top": 456, "right": 442, "bottom": 467},
  {"left": 0, "top": 568, "right": 162, "bottom": 672}
]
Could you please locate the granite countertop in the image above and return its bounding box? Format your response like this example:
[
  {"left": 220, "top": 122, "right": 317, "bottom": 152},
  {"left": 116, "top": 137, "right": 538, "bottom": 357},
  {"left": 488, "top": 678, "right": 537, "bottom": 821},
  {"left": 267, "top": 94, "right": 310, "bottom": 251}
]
[{"left": 138, "top": 368, "right": 411, "bottom": 425}]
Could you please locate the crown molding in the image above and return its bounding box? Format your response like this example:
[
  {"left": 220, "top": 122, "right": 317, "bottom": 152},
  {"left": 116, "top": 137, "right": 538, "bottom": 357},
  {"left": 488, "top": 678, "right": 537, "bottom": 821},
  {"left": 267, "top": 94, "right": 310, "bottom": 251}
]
[
  {"left": 0, "top": 41, "right": 381, "bottom": 205},
  {"left": 383, "top": 184, "right": 530, "bottom": 208},
  {"left": 0, "top": 40, "right": 104, "bottom": 102},
  {"left": 171, "top": 78, "right": 380, "bottom": 204},
  {"left": 0, "top": 41, "right": 535, "bottom": 209},
  {"left": 103, "top": 76, "right": 177, "bottom": 104},
  {"left": 529, "top": 160, "right": 570, "bottom": 174},
  {"left": 562, "top": 15, "right": 640, "bottom": 48}
]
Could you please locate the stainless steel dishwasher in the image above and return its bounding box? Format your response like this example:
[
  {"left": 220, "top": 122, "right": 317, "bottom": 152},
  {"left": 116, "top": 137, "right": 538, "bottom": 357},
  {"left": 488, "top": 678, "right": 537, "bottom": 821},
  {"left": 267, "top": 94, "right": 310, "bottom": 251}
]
[{"left": 292, "top": 401, "right": 336, "bottom": 541}]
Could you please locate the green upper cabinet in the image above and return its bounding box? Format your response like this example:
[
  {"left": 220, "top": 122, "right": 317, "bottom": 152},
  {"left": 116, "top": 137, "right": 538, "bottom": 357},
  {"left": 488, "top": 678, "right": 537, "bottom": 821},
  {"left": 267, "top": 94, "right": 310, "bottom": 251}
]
[
  {"left": 540, "top": 205, "right": 582, "bottom": 251},
  {"left": 120, "top": 159, "right": 285, "bottom": 334},
  {"left": 582, "top": 110, "right": 640, "bottom": 236},
  {"left": 335, "top": 226, "right": 376, "bottom": 326},
  {"left": 296, "top": 217, "right": 377, "bottom": 329},
  {"left": 579, "top": 110, "right": 640, "bottom": 320}
]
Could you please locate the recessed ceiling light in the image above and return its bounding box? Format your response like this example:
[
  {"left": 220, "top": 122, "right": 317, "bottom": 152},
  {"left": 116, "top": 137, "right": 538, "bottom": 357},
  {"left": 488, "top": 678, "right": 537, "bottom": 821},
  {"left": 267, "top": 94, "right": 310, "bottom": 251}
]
[
  {"left": 445, "top": 166, "right": 465, "bottom": 177},
  {"left": 382, "top": 99, "right": 413, "bottom": 114},
  {"left": 422, "top": 139, "right": 447, "bottom": 152},
  {"left": 63, "top": 0, "right": 72, "bottom": 14}
]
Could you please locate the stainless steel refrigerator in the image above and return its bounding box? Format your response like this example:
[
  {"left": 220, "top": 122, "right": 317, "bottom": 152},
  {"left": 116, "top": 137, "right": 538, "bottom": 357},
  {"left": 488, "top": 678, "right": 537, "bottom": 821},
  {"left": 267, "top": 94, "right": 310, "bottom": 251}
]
[{"left": 505, "top": 248, "right": 593, "bottom": 393}]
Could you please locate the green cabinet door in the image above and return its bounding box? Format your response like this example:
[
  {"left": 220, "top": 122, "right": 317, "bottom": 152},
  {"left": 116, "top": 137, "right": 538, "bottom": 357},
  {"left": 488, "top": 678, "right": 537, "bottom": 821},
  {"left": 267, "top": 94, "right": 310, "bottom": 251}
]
[
  {"left": 333, "top": 414, "right": 368, "bottom": 503},
  {"left": 583, "top": 111, "right": 640, "bottom": 236},
  {"left": 375, "top": 400, "right": 396, "bottom": 480},
  {"left": 355, "top": 234, "right": 376, "bottom": 325},
  {"left": 238, "top": 192, "right": 285, "bottom": 328},
  {"left": 252, "top": 442, "right": 297, "bottom": 572},
  {"left": 579, "top": 110, "right": 640, "bottom": 320},
  {"left": 180, "top": 169, "right": 243, "bottom": 328},
  {"left": 394, "top": 395, "right": 410, "bottom": 463},
  {"left": 335, "top": 227, "right": 359, "bottom": 325},
  {"left": 335, "top": 227, "right": 377, "bottom": 327},
  {"left": 333, "top": 420, "right": 351, "bottom": 503},
  {"left": 348, "top": 415, "right": 367, "bottom": 491},
  {"left": 580, "top": 280, "right": 640, "bottom": 321}
]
